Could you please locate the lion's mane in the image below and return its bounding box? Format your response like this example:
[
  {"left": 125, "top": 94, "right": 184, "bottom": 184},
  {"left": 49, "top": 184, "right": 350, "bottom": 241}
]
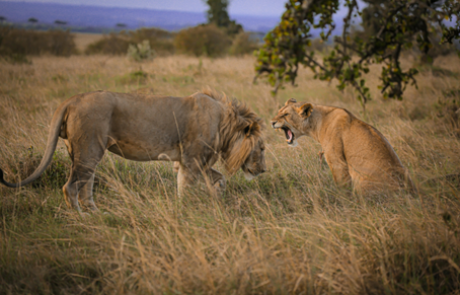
[{"left": 201, "top": 88, "right": 264, "bottom": 175}]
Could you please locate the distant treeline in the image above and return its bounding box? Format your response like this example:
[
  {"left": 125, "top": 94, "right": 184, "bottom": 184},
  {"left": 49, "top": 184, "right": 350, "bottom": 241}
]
[
  {"left": 0, "top": 27, "right": 77, "bottom": 58},
  {"left": 0, "top": 25, "right": 263, "bottom": 61},
  {"left": 4, "top": 22, "right": 135, "bottom": 34},
  {"left": 1, "top": 25, "right": 457, "bottom": 63}
]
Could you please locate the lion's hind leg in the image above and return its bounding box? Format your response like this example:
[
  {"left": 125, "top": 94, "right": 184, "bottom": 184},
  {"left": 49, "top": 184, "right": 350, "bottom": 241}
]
[
  {"left": 63, "top": 142, "right": 105, "bottom": 213},
  {"left": 78, "top": 173, "right": 99, "bottom": 211},
  {"left": 324, "top": 151, "right": 352, "bottom": 189},
  {"left": 63, "top": 162, "right": 100, "bottom": 213}
]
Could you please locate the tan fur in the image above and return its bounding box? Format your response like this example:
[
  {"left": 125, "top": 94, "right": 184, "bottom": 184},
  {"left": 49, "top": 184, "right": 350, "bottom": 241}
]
[
  {"left": 0, "top": 89, "right": 266, "bottom": 212},
  {"left": 271, "top": 98, "right": 415, "bottom": 193}
]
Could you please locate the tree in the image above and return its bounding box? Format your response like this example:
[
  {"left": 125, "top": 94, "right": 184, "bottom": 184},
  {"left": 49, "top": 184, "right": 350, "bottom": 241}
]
[
  {"left": 28, "top": 18, "right": 38, "bottom": 23},
  {"left": 361, "top": 0, "right": 456, "bottom": 65},
  {"left": 203, "top": 0, "right": 242, "bottom": 35},
  {"left": 360, "top": 0, "right": 386, "bottom": 39},
  {"left": 254, "top": 0, "right": 460, "bottom": 108}
]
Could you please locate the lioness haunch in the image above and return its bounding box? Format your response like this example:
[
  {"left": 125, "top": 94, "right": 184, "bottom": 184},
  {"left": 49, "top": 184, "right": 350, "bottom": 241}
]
[
  {"left": 271, "top": 98, "right": 415, "bottom": 193},
  {"left": 0, "top": 89, "right": 266, "bottom": 212}
]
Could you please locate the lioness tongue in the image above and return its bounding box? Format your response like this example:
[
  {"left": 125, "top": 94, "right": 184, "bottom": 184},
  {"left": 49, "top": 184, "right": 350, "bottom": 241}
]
[{"left": 287, "top": 130, "right": 293, "bottom": 142}]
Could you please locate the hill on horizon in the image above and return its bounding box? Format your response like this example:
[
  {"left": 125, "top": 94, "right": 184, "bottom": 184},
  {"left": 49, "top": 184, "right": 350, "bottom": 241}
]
[{"left": 0, "top": 1, "right": 281, "bottom": 32}]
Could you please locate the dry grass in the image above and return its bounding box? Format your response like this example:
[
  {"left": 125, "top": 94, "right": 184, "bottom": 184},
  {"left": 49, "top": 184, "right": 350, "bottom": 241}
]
[
  {"left": 73, "top": 33, "right": 103, "bottom": 53},
  {"left": 0, "top": 54, "right": 459, "bottom": 294}
]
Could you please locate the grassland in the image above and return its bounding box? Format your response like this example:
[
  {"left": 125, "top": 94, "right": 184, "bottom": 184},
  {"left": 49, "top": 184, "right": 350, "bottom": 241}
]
[
  {"left": 0, "top": 53, "right": 459, "bottom": 294},
  {"left": 73, "top": 33, "right": 103, "bottom": 53}
]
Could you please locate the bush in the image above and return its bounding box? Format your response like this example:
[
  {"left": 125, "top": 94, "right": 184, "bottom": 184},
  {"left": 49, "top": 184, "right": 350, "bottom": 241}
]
[
  {"left": 127, "top": 40, "right": 155, "bottom": 62},
  {"left": 174, "top": 24, "right": 231, "bottom": 57},
  {"left": 129, "top": 28, "right": 174, "bottom": 55},
  {"left": 229, "top": 32, "right": 259, "bottom": 56},
  {"left": 85, "top": 28, "right": 174, "bottom": 56},
  {"left": 0, "top": 27, "right": 77, "bottom": 57},
  {"left": 84, "top": 32, "right": 130, "bottom": 55}
]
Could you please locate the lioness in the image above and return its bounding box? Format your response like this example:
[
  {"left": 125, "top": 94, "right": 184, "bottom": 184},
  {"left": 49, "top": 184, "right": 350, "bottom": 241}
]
[
  {"left": 0, "top": 89, "right": 266, "bottom": 212},
  {"left": 271, "top": 98, "right": 415, "bottom": 192}
]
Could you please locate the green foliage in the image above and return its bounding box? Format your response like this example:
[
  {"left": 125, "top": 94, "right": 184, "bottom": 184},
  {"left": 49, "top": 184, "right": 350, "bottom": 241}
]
[
  {"left": 255, "top": 0, "right": 460, "bottom": 105},
  {"left": 360, "top": 0, "right": 386, "bottom": 39},
  {"left": 361, "top": 1, "right": 458, "bottom": 65},
  {"left": 128, "top": 28, "right": 174, "bottom": 55},
  {"left": 203, "top": 0, "right": 243, "bottom": 35},
  {"left": 174, "top": 24, "right": 231, "bottom": 57},
  {"left": 229, "top": 32, "right": 259, "bottom": 56},
  {"left": 127, "top": 40, "right": 156, "bottom": 62},
  {"left": 0, "top": 27, "right": 77, "bottom": 58},
  {"left": 116, "top": 70, "right": 151, "bottom": 85}
]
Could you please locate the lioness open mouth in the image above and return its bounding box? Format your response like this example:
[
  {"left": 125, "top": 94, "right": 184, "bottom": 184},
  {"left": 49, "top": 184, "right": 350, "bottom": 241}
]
[{"left": 282, "top": 126, "right": 295, "bottom": 145}]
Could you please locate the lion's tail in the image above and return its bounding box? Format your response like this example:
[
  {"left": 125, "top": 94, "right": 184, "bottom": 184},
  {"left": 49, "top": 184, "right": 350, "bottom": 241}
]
[
  {"left": 0, "top": 101, "right": 69, "bottom": 188},
  {"left": 405, "top": 169, "right": 419, "bottom": 196}
]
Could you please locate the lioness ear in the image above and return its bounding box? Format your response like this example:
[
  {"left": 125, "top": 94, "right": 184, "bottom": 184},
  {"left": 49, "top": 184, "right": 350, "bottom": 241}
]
[
  {"left": 296, "top": 103, "right": 313, "bottom": 118},
  {"left": 285, "top": 98, "right": 297, "bottom": 106}
]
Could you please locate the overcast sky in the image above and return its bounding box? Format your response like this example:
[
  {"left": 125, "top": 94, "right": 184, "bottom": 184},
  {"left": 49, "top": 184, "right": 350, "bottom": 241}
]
[{"left": 1, "top": 0, "right": 287, "bottom": 16}]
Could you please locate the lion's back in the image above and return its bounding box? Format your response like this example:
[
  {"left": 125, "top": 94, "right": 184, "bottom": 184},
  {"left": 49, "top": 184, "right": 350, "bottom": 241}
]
[{"left": 342, "top": 116, "right": 405, "bottom": 185}]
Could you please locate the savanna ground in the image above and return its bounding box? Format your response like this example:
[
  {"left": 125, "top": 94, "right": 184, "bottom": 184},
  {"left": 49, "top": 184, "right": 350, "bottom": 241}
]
[{"left": 0, "top": 49, "right": 459, "bottom": 294}]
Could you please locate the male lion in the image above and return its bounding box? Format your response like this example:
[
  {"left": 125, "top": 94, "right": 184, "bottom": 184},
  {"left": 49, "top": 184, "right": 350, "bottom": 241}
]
[
  {"left": 271, "top": 98, "right": 415, "bottom": 193},
  {"left": 0, "top": 89, "right": 266, "bottom": 212}
]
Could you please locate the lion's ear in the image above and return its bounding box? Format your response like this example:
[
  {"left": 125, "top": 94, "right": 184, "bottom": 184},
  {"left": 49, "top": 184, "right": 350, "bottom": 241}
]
[
  {"left": 285, "top": 98, "right": 297, "bottom": 105},
  {"left": 244, "top": 122, "right": 260, "bottom": 137},
  {"left": 296, "top": 103, "right": 313, "bottom": 118}
]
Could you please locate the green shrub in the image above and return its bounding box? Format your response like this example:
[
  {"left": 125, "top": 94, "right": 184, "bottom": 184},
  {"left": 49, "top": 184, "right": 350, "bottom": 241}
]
[
  {"left": 127, "top": 40, "right": 155, "bottom": 62},
  {"left": 229, "top": 32, "right": 259, "bottom": 56},
  {"left": 85, "top": 29, "right": 174, "bottom": 56},
  {"left": 116, "top": 70, "right": 151, "bottom": 85},
  {"left": 174, "top": 24, "right": 231, "bottom": 57},
  {"left": 84, "top": 32, "right": 130, "bottom": 55},
  {"left": 129, "top": 28, "right": 174, "bottom": 55},
  {"left": 0, "top": 27, "right": 77, "bottom": 57}
]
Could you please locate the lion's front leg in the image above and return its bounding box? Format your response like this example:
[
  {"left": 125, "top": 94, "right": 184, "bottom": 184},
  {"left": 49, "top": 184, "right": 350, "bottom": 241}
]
[
  {"left": 209, "top": 168, "right": 226, "bottom": 196},
  {"left": 173, "top": 161, "right": 180, "bottom": 173},
  {"left": 176, "top": 163, "right": 197, "bottom": 198}
]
